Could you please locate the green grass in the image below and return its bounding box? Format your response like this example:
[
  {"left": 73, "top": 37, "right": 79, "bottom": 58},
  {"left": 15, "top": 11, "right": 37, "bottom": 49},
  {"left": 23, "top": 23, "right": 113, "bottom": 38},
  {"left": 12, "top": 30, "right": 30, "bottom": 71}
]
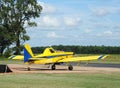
[{"left": 0, "top": 73, "right": 120, "bottom": 88}]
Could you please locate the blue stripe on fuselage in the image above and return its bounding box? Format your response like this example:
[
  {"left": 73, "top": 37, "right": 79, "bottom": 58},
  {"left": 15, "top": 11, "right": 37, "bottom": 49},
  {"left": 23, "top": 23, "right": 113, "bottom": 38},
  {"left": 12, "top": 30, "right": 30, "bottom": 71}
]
[{"left": 41, "top": 54, "right": 73, "bottom": 59}]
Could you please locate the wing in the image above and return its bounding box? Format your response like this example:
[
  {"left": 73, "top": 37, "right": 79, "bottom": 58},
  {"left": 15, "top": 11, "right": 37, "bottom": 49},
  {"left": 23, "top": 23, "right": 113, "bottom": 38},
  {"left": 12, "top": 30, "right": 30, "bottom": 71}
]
[
  {"left": 57, "top": 55, "right": 108, "bottom": 63},
  {"left": 8, "top": 55, "right": 24, "bottom": 60}
]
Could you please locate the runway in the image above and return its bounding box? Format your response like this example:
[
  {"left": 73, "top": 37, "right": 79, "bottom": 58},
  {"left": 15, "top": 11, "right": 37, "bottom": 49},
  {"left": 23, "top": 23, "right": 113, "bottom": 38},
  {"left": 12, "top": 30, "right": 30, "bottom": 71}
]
[
  {"left": 7, "top": 63, "right": 120, "bottom": 74},
  {"left": 78, "top": 63, "right": 120, "bottom": 68}
]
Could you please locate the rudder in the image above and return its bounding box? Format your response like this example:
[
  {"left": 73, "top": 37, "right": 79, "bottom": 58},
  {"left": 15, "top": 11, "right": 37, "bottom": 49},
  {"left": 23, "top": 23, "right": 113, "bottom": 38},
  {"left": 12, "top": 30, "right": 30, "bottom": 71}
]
[{"left": 24, "top": 44, "right": 34, "bottom": 62}]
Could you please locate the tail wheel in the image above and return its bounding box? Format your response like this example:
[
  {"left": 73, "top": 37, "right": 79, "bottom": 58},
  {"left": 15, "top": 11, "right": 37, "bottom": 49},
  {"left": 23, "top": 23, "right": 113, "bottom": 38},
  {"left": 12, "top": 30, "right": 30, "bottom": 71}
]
[
  {"left": 27, "top": 67, "right": 31, "bottom": 71},
  {"left": 51, "top": 64, "right": 56, "bottom": 70},
  {"left": 68, "top": 65, "right": 73, "bottom": 70}
]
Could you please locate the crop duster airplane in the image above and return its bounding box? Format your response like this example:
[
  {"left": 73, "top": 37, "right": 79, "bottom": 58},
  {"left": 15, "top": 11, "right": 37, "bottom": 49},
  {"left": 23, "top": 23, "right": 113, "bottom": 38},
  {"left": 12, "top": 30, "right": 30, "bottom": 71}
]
[{"left": 10, "top": 44, "right": 108, "bottom": 71}]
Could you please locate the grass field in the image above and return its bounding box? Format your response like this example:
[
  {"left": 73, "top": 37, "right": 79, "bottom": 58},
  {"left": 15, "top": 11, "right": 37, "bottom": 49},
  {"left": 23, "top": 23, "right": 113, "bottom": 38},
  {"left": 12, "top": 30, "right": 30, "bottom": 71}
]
[{"left": 0, "top": 73, "right": 120, "bottom": 88}]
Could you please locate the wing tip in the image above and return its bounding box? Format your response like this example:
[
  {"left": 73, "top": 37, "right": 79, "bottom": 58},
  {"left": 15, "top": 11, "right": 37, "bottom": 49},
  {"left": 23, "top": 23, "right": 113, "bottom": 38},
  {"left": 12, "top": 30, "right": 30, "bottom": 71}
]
[
  {"left": 98, "top": 55, "right": 109, "bottom": 60},
  {"left": 98, "top": 55, "right": 105, "bottom": 60}
]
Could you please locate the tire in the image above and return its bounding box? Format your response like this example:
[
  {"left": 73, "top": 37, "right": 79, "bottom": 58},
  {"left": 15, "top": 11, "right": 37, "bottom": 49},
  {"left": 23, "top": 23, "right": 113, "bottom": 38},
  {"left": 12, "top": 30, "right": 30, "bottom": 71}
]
[
  {"left": 27, "top": 67, "right": 31, "bottom": 71},
  {"left": 51, "top": 65, "right": 56, "bottom": 70},
  {"left": 68, "top": 65, "right": 73, "bottom": 70}
]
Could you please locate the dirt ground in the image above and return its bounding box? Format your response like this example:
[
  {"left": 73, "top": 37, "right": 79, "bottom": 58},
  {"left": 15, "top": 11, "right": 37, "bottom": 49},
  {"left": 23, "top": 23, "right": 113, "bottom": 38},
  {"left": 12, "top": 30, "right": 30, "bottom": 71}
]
[{"left": 8, "top": 64, "right": 120, "bottom": 74}]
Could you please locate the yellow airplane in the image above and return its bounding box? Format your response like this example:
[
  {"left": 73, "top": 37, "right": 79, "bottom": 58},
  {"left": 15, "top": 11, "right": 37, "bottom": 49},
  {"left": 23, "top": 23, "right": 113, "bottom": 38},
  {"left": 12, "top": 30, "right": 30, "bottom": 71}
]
[
  {"left": 9, "top": 44, "right": 108, "bottom": 70},
  {"left": 23, "top": 44, "right": 108, "bottom": 71}
]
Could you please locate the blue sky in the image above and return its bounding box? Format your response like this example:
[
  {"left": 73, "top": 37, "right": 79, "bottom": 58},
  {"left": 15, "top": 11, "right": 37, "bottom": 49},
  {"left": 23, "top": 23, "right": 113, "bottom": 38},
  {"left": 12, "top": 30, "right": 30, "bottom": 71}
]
[{"left": 26, "top": 0, "right": 120, "bottom": 47}]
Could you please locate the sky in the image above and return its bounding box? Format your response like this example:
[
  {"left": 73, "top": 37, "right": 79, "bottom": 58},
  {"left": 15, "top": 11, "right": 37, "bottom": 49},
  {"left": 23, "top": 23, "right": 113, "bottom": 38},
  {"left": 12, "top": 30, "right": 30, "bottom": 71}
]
[{"left": 26, "top": 0, "right": 120, "bottom": 47}]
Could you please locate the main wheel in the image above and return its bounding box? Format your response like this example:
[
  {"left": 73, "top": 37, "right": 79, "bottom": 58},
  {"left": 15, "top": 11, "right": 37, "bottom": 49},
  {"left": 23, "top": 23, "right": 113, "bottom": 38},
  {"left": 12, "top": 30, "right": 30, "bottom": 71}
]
[
  {"left": 51, "top": 64, "right": 56, "bottom": 70},
  {"left": 68, "top": 65, "right": 73, "bottom": 70}
]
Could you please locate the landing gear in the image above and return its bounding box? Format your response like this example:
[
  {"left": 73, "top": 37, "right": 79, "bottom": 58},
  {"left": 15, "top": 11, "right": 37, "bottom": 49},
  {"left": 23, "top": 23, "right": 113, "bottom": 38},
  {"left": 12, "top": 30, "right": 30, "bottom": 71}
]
[
  {"left": 27, "top": 67, "right": 31, "bottom": 71},
  {"left": 51, "top": 64, "right": 56, "bottom": 70},
  {"left": 68, "top": 65, "right": 73, "bottom": 70}
]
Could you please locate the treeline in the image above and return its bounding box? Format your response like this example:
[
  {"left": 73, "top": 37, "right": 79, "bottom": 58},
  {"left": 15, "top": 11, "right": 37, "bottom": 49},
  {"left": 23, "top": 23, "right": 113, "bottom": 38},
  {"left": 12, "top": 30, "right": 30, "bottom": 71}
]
[{"left": 32, "top": 45, "right": 120, "bottom": 54}]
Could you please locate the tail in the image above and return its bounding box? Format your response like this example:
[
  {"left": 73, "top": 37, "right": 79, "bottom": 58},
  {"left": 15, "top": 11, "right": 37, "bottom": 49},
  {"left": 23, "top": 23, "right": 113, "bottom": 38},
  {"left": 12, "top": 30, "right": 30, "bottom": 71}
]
[{"left": 24, "top": 44, "right": 34, "bottom": 62}]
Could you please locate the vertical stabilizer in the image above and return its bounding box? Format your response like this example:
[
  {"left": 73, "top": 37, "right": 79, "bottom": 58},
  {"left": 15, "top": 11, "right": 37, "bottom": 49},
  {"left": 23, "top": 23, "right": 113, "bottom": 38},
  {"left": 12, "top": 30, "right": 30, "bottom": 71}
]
[{"left": 24, "top": 44, "right": 34, "bottom": 62}]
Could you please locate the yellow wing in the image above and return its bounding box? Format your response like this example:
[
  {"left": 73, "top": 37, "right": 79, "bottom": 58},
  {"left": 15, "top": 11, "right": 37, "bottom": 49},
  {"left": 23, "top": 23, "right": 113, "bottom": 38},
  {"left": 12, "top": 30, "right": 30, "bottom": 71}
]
[
  {"left": 8, "top": 55, "right": 24, "bottom": 60},
  {"left": 57, "top": 55, "right": 108, "bottom": 63}
]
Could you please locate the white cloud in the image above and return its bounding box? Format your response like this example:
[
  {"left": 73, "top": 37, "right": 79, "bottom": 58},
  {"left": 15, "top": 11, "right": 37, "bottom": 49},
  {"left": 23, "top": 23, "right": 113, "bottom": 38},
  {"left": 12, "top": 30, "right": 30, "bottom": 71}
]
[
  {"left": 96, "top": 9, "right": 109, "bottom": 16},
  {"left": 38, "top": 15, "right": 60, "bottom": 28},
  {"left": 36, "top": 15, "right": 82, "bottom": 30},
  {"left": 90, "top": 6, "right": 120, "bottom": 16},
  {"left": 90, "top": 7, "right": 109, "bottom": 16},
  {"left": 47, "top": 32, "right": 58, "bottom": 38},
  {"left": 96, "top": 30, "right": 113, "bottom": 37},
  {"left": 38, "top": 1, "right": 56, "bottom": 14},
  {"left": 84, "top": 29, "right": 92, "bottom": 33},
  {"left": 104, "top": 30, "right": 113, "bottom": 35},
  {"left": 64, "top": 17, "right": 81, "bottom": 26}
]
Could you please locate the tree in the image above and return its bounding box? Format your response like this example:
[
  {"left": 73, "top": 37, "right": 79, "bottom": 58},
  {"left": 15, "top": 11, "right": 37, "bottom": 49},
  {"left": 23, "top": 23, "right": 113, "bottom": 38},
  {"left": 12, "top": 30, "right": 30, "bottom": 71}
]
[
  {"left": 0, "top": 0, "right": 42, "bottom": 54},
  {"left": 0, "top": 23, "right": 15, "bottom": 55}
]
